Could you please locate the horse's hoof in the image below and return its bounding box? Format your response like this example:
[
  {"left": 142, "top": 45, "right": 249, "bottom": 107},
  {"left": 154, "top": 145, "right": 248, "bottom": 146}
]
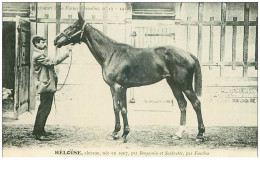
[
  {"left": 122, "top": 136, "right": 127, "bottom": 143},
  {"left": 111, "top": 134, "right": 120, "bottom": 140},
  {"left": 113, "top": 136, "right": 120, "bottom": 140},
  {"left": 196, "top": 136, "right": 205, "bottom": 142}
]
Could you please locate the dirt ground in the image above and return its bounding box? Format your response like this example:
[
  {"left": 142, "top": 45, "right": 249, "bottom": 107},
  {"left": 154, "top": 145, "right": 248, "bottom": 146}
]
[
  {"left": 2, "top": 83, "right": 258, "bottom": 157},
  {"left": 2, "top": 124, "right": 257, "bottom": 153}
]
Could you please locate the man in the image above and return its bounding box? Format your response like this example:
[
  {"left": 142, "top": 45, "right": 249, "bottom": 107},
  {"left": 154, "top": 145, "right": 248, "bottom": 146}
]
[{"left": 32, "top": 35, "right": 72, "bottom": 141}]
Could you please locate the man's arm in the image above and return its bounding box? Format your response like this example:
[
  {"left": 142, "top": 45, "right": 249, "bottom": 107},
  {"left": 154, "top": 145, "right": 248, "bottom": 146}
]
[
  {"left": 34, "top": 54, "right": 55, "bottom": 66},
  {"left": 53, "top": 52, "right": 70, "bottom": 65},
  {"left": 34, "top": 46, "right": 72, "bottom": 66}
]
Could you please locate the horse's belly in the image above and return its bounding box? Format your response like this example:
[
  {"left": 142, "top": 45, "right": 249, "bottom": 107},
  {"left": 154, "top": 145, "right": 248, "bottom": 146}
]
[
  {"left": 118, "top": 67, "right": 169, "bottom": 87},
  {"left": 126, "top": 77, "right": 165, "bottom": 87}
]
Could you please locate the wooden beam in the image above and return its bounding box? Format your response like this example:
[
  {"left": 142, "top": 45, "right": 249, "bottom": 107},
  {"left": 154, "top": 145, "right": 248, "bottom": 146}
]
[
  {"left": 103, "top": 3, "right": 108, "bottom": 34},
  {"left": 35, "top": 2, "right": 38, "bottom": 33},
  {"left": 220, "top": 2, "right": 226, "bottom": 77},
  {"left": 197, "top": 2, "right": 203, "bottom": 62},
  {"left": 243, "top": 2, "right": 249, "bottom": 77},
  {"left": 202, "top": 61, "right": 257, "bottom": 67},
  {"left": 226, "top": 21, "right": 257, "bottom": 26},
  {"left": 14, "top": 16, "right": 21, "bottom": 119},
  {"left": 29, "top": 21, "right": 36, "bottom": 110},
  {"left": 204, "top": 77, "right": 257, "bottom": 82},
  {"left": 68, "top": 15, "right": 73, "bottom": 23},
  {"left": 44, "top": 14, "right": 49, "bottom": 55},
  {"left": 232, "top": 17, "right": 237, "bottom": 70},
  {"left": 209, "top": 17, "right": 214, "bottom": 70},
  {"left": 79, "top": 2, "right": 85, "bottom": 18},
  {"left": 29, "top": 3, "right": 37, "bottom": 110},
  {"left": 35, "top": 18, "right": 141, "bottom": 24},
  {"left": 186, "top": 17, "right": 191, "bottom": 51},
  {"left": 177, "top": 20, "right": 257, "bottom": 26},
  {"left": 56, "top": 2, "right": 61, "bottom": 33},
  {"left": 29, "top": 2, "right": 37, "bottom": 22},
  {"left": 56, "top": 2, "right": 61, "bottom": 57},
  {"left": 255, "top": 17, "right": 258, "bottom": 70},
  {"left": 176, "top": 20, "right": 199, "bottom": 25}
]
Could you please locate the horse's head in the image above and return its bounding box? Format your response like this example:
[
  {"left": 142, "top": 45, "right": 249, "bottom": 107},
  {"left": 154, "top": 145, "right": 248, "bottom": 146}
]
[{"left": 54, "top": 12, "right": 86, "bottom": 48}]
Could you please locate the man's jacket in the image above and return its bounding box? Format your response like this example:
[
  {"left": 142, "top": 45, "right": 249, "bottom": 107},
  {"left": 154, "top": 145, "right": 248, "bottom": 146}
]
[{"left": 33, "top": 48, "right": 69, "bottom": 94}]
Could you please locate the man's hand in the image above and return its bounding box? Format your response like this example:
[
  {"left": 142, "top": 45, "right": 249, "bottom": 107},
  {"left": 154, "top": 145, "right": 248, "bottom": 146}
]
[{"left": 66, "top": 45, "right": 72, "bottom": 52}]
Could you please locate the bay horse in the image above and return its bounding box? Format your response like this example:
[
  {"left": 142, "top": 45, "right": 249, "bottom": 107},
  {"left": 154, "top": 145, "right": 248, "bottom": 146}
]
[{"left": 54, "top": 12, "right": 205, "bottom": 142}]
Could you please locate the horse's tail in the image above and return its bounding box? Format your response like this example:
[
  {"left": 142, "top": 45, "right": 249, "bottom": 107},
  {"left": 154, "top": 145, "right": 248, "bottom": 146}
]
[{"left": 188, "top": 52, "right": 202, "bottom": 96}]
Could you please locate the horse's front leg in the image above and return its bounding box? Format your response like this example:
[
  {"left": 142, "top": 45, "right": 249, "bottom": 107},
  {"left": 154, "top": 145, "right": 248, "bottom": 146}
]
[
  {"left": 120, "top": 87, "right": 130, "bottom": 143},
  {"left": 110, "top": 86, "right": 121, "bottom": 140}
]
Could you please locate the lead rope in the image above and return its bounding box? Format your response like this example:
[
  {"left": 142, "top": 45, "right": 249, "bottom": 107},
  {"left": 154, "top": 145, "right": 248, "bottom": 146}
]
[
  {"left": 57, "top": 50, "right": 73, "bottom": 91},
  {"left": 54, "top": 49, "right": 73, "bottom": 115},
  {"left": 53, "top": 22, "right": 86, "bottom": 115}
]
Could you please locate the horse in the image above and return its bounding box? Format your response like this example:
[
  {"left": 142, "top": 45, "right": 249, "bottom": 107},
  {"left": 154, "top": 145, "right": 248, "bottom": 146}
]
[{"left": 54, "top": 12, "right": 205, "bottom": 143}]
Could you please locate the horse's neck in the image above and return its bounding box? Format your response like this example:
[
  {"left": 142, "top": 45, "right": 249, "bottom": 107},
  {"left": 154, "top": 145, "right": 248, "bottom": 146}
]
[{"left": 82, "top": 24, "right": 116, "bottom": 67}]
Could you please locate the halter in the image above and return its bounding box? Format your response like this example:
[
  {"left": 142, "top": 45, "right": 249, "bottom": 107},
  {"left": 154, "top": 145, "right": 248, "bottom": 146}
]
[
  {"left": 60, "top": 21, "right": 87, "bottom": 44},
  {"left": 55, "top": 22, "right": 87, "bottom": 93}
]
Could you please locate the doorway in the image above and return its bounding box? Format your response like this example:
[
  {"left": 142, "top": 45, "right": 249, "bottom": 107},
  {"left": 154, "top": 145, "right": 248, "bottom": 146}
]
[{"left": 2, "top": 22, "right": 16, "bottom": 112}]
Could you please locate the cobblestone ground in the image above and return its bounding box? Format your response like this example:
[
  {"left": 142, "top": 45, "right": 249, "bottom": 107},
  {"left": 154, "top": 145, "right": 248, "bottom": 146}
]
[{"left": 3, "top": 124, "right": 257, "bottom": 149}]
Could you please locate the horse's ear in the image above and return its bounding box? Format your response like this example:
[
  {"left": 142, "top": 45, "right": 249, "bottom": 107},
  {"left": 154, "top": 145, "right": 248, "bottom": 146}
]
[{"left": 78, "top": 12, "right": 84, "bottom": 24}]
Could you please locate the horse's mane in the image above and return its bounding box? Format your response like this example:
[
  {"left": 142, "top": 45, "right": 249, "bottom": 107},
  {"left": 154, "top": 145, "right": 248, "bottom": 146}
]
[
  {"left": 116, "top": 43, "right": 133, "bottom": 48},
  {"left": 88, "top": 24, "right": 134, "bottom": 48}
]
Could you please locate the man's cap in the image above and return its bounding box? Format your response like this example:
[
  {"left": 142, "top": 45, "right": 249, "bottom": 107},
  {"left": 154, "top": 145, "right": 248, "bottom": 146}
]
[{"left": 32, "top": 35, "right": 47, "bottom": 44}]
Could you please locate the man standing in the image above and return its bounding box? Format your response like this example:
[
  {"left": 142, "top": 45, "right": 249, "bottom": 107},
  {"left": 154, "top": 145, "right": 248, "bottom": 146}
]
[{"left": 32, "top": 35, "right": 72, "bottom": 141}]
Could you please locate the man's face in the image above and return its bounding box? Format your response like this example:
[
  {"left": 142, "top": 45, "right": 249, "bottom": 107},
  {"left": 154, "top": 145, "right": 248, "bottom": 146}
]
[{"left": 35, "top": 40, "right": 47, "bottom": 50}]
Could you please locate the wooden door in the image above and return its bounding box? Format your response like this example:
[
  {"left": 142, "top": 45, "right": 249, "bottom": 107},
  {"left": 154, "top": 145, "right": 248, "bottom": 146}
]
[
  {"left": 132, "top": 20, "right": 175, "bottom": 48},
  {"left": 14, "top": 16, "right": 31, "bottom": 118},
  {"left": 129, "top": 20, "right": 175, "bottom": 103}
]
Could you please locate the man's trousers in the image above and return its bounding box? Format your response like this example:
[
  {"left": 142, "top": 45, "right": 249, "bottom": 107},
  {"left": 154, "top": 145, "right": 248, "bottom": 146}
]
[{"left": 33, "top": 92, "right": 54, "bottom": 134}]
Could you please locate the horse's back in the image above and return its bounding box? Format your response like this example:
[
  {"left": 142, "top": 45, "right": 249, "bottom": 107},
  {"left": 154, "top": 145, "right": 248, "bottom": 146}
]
[
  {"left": 153, "top": 45, "right": 195, "bottom": 68},
  {"left": 115, "top": 44, "right": 196, "bottom": 72}
]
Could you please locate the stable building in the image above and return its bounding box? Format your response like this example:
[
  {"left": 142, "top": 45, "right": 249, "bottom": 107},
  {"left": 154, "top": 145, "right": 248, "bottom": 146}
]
[{"left": 2, "top": 2, "right": 258, "bottom": 118}]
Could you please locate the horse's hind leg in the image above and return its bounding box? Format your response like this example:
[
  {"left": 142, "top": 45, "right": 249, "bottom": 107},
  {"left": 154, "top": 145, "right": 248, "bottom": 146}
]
[
  {"left": 183, "top": 88, "right": 205, "bottom": 142},
  {"left": 166, "top": 78, "right": 187, "bottom": 139},
  {"left": 110, "top": 86, "right": 121, "bottom": 140},
  {"left": 120, "top": 87, "right": 130, "bottom": 143}
]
